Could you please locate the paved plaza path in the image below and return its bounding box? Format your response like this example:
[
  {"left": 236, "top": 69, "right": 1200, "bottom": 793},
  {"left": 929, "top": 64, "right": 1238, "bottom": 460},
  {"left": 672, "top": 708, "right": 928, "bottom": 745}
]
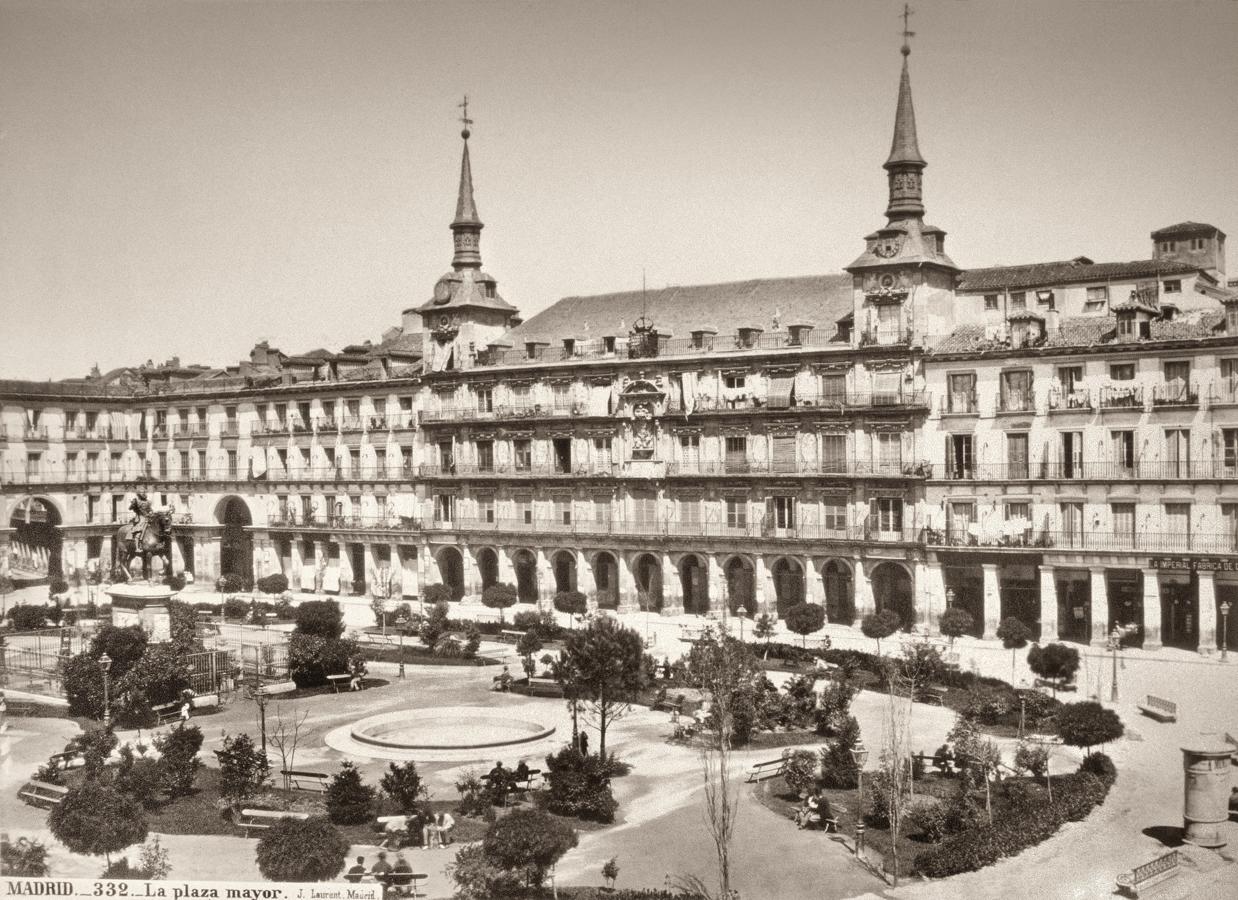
[{"left": 2, "top": 585, "right": 1236, "bottom": 897}]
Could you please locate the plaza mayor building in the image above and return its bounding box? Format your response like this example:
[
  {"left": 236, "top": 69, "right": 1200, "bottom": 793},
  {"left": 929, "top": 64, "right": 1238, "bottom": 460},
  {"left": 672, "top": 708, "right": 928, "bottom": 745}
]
[{"left": 3, "top": 42, "right": 1237, "bottom": 656}]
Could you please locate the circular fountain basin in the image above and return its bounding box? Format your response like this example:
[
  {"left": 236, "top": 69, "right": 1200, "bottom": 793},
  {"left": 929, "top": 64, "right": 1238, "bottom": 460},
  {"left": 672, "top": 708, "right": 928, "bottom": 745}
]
[{"left": 349, "top": 706, "right": 555, "bottom": 752}]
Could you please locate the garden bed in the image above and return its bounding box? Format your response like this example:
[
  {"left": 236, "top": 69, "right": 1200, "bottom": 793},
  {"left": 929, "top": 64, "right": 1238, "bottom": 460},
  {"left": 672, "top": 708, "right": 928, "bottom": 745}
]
[{"left": 362, "top": 645, "right": 501, "bottom": 667}]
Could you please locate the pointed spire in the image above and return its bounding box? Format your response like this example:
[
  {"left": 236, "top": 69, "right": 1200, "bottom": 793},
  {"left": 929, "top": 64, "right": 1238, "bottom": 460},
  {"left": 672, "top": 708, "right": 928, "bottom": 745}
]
[
  {"left": 883, "top": 8, "right": 926, "bottom": 221},
  {"left": 451, "top": 96, "right": 483, "bottom": 269}
]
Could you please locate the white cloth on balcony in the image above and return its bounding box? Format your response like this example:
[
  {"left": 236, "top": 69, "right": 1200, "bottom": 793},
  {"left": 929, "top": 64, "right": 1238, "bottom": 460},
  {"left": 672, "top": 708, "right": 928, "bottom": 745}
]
[{"left": 680, "top": 372, "right": 697, "bottom": 415}]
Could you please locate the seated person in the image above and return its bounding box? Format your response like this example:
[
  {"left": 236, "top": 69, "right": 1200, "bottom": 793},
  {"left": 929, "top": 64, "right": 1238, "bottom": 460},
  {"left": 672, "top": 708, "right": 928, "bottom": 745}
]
[
  {"left": 492, "top": 666, "right": 513, "bottom": 691},
  {"left": 405, "top": 807, "right": 428, "bottom": 847},
  {"left": 486, "top": 761, "right": 510, "bottom": 804},
  {"left": 433, "top": 810, "right": 455, "bottom": 846},
  {"left": 795, "top": 792, "right": 821, "bottom": 829},
  {"left": 345, "top": 856, "right": 367, "bottom": 883},
  {"left": 369, "top": 851, "right": 392, "bottom": 886},
  {"left": 389, "top": 853, "right": 414, "bottom": 897},
  {"left": 514, "top": 760, "right": 531, "bottom": 785},
  {"left": 380, "top": 814, "right": 409, "bottom": 849}
]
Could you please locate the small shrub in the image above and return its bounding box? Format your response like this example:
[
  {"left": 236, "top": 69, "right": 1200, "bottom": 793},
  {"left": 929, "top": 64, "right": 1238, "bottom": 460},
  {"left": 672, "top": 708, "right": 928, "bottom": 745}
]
[
  {"left": 167, "top": 572, "right": 187, "bottom": 591},
  {"left": 1078, "top": 752, "right": 1117, "bottom": 784},
  {"left": 420, "top": 600, "right": 451, "bottom": 647},
  {"left": 325, "top": 762, "right": 375, "bottom": 824},
  {"left": 7, "top": 604, "right": 50, "bottom": 631},
  {"left": 215, "top": 733, "right": 270, "bottom": 806},
  {"left": 294, "top": 599, "right": 344, "bottom": 639},
  {"left": 454, "top": 768, "right": 489, "bottom": 818},
  {"left": 155, "top": 725, "right": 203, "bottom": 797},
  {"left": 115, "top": 746, "right": 162, "bottom": 808},
  {"left": 0, "top": 835, "right": 49, "bottom": 876},
  {"left": 482, "top": 583, "right": 519, "bottom": 621},
  {"left": 909, "top": 798, "right": 951, "bottom": 842},
  {"left": 540, "top": 745, "right": 618, "bottom": 823},
  {"left": 380, "top": 761, "right": 427, "bottom": 814},
  {"left": 482, "top": 808, "right": 578, "bottom": 888},
  {"left": 861, "top": 609, "right": 902, "bottom": 651},
  {"left": 781, "top": 749, "right": 819, "bottom": 797},
  {"left": 784, "top": 603, "right": 826, "bottom": 647},
  {"left": 1013, "top": 742, "right": 1049, "bottom": 779},
  {"left": 448, "top": 842, "right": 523, "bottom": 900},
  {"left": 222, "top": 596, "right": 249, "bottom": 619},
  {"left": 554, "top": 590, "right": 587, "bottom": 620},
  {"left": 256, "top": 573, "right": 289, "bottom": 595},
  {"left": 815, "top": 679, "right": 858, "bottom": 736},
  {"left": 49, "top": 780, "right": 148, "bottom": 865},
  {"left": 1027, "top": 642, "right": 1081, "bottom": 688},
  {"left": 274, "top": 596, "right": 295, "bottom": 619},
  {"left": 423, "top": 584, "right": 453, "bottom": 606},
  {"left": 818, "top": 715, "right": 861, "bottom": 789},
  {"left": 255, "top": 816, "right": 348, "bottom": 882},
  {"left": 938, "top": 607, "right": 975, "bottom": 644},
  {"left": 462, "top": 624, "right": 482, "bottom": 659},
  {"left": 1057, "top": 701, "right": 1124, "bottom": 753}
]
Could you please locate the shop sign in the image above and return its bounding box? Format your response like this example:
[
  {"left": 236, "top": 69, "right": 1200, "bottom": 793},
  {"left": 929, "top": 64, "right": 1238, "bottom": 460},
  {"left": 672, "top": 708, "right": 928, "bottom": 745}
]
[{"left": 1149, "top": 557, "right": 1238, "bottom": 572}]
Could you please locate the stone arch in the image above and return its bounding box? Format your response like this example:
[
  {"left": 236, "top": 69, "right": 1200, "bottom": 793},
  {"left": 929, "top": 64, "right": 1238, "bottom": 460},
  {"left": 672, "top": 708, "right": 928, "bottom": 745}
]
[
  {"left": 435, "top": 546, "right": 465, "bottom": 600},
  {"left": 476, "top": 547, "right": 500, "bottom": 591},
  {"left": 7, "top": 496, "right": 65, "bottom": 578},
  {"left": 214, "top": 495, "right": 253, "bottom": 580},
  {"left": 822, "top": 558, "right": 855, "bottom": 625},
  {"left": 871, "top": 560, "right": 915, "bottom": 630},
  {"left": 552, "top": 549, "right": 577, "bottom": 594},
  {"left": 632, "top": 552, "right": 662, "bottom": 612},
  {"left": 723, "top": 554, "right": 756, "bottom": 615},
  {"left": 512, "top": 549, "right": 538, "bottom": 604},
  {"left": 771, "top": 557, "right": 805, "bottom": 618},
  {"left": 678, "top": 554, "right": 710, "bottom": 616},
  {"left": 592, "top": 551, "right": 619, "bottom": 609}
]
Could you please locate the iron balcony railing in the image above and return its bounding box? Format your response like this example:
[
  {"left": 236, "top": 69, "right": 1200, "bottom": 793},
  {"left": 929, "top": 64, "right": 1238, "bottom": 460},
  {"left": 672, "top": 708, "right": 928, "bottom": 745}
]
[
  {"left": 927, "top": 529, "right": 1237, "bottom": 555},
  {"left": 1099, "top": 385, "right": 1143, "bottom": 409},
  {"left": 418, "top": 462, "right": 618, "bottom": 478},
  {"left": 665, "top": 459, "right": 924, "bottom": 477},
  {"left": 1046, "top": 388, "right": 1094, "bottom": 412},
  {"left": 1150, "top": 382, "right": 1200, "bottom": 407},
  {"left": 936, "top": 459, "right": 1238, "bottom": 481},
  {"left": 940, "top": 389, "right": 979, "bottom": 415},
  {"left": 996, "top": 390, "right": 1036, "bottom": 414},
  {"left": 419, "top": 402, "right": 578, "bottom": 424}
]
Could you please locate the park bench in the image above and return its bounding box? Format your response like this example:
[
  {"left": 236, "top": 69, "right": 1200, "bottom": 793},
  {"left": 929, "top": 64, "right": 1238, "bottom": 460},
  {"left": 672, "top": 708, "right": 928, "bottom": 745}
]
[
  {"left": 746, "top": 757, "right": 787, "bottom": 783},
  {"left": 151, "top": 701, "right": 182, "bottom": 725},
  {"left": 281, "top": 769, "right": 330, "bottom": 792},
  {"left": 512, "top": 768, "right": 542, "bottom": 792},
  {"left": 48, "top": 750, "right": 83, "bottom": 769},
  {"left": 257, "top": 680, "right": 298, "bottom": 696},
  {"left": 1115, "top": 849, "right": 1180, "bottom": 897},
  {"left": 800, "top": 808, "right": 839, "bottom": 832},
  {"left": 653, "top": 696, "right": 685, "bottom": 716},
  {"left": 526, "top": 677, "right": 565, "bottom": 698},
  {"left": 326, "top": 673, "right": 353, "bottom": 693},
  {"left": 237, "top": 808, "right": 309, "bottom": 837},
  {"left": 1034, "top": 677, "right": 1076, "bottom": 693},
  {"left": 499, "top": 629, "right": 526, "bottom": 644},
  {"left": 19, "top": 780, "right": 69, "bottom": 807},
  {"left": 1136, "top": 694, "right": 1177, "bottom": 723},
  {"left": 915, "top": 686, "right": 948, "bottom": 706}
]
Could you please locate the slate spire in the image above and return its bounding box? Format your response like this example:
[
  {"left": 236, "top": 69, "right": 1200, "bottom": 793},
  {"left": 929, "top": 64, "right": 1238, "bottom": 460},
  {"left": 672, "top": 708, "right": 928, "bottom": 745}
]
[
  {"left": 883, "top": 32, "right": 927, "bottom": 220},
  {"left": 451, "top": 98, "right": 483, "bottom": 269}
]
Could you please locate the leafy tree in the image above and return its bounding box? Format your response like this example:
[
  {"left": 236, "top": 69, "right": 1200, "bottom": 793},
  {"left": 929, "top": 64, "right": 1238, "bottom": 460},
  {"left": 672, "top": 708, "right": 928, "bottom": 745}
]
[
  {"left": 553, "top": 589, "right": 587, "bottom": 624},
  {"left": 115, "top": 643, "right": 191, "bottom": 724},
  {"left": 1056, "top": 701, "right": 1124, "bottom": 753},
  {"left": 89, "top": 624, "right": 150, "bottom": 681},
  {"left": 482, "top": 583, "right": 519, "bottom": 623},
  {"left": 516, "top": 630, "right": 543, "bottom": 677},
  {"left": 781, "top": 749, "right": 819, "bottom": 797},
  {"left": 49, "top": 780, "right": 148, "bottom": 868},
  {"left": 325, "top": 761, "right": 375, "bottom": 824},
  {"left": 752, "top": 613, "right": 775, "bottom": 653},
  {"left": 996, "top": 616, "right": 1034, "bottom": 682},
  {"left": 294, "top": 599, "right": 344, "bottom": 639},
  {"left": 1027, "top": 642, "right": 1081, "bottom": 695},
  {"left": 165, "top": 599, "right": 202, "bottom": 653},
  {"left": 380, "top": 761, "right": 427, "bottom": 814},
  {"left": 815, "top": 679, "right": 859, "bottom": 737},
  {"left": 938, "top": 607, "right": 975, "bottom": 645},
  {"left": 115, "top": 745, "right": 162, "bottom": 808},
  {"left": 602, "top": 857, "right": 620, "bottom": 890},
  {"left": 684, "top": 629, "right": 765, "bottom": 745},
  {"left": 448, "top": 843, "right": 523, "bottom": 899},
  {"left": 419, "top": 600, "right": 451, "bottom": 648},
  {"left": 136, "top": 836, "right": 171, "bottom": 880},
  {"left": 215, "top": 733, "right": 270, "bottom": 806},
  {"left": 423, "top": 583, "right": 453, "bottom": 607},
  {"left": 818, "top": 714, "right": 861, "bottom": 788},
  {"left": 255, "top": 816, "right": 348, "bottom": 882},
  {"left": 68, "top": 726, "right": 119, "bottom": 778},
  {"left": 784, "top": 603, "right": 826, "bottom": 648},
  {"left": 1014, "top": 742, "right": 1049, "bottom": 779},
  {"left": 1, "top": 835, "right": 49, "bottom": 876},
  {"left": 861, "top": 609, "right": 901, "bottom": 654},
  {"left": 288, "top": 633, "right": 364, "bottom": 688},
  {"left": 481, "top": 808, "right": 578, "bottom": 889},
  {"left": 563, "top": 616, "right": 649, "bottom": 757},
  {"left": 154, "top": 724, "right": 203, "bottom": 797}
]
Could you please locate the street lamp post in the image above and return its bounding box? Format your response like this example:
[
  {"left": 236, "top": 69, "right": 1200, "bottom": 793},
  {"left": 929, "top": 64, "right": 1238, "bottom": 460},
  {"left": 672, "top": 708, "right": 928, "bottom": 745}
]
[
  {"left": 396, "top": 613, "right": 409, "bottom": 679},
  {"left": 1107, "top": 626, "right": 1122, "bottom": 703},
  {"left": 99, "top": 652, "right": 112, "bottom": 728},
  {"left": 851, "top": 740, "right": 869, "bottom": 857},
  {"left": 1220, "top": 601, "right": 1231, "bottom": 662}
]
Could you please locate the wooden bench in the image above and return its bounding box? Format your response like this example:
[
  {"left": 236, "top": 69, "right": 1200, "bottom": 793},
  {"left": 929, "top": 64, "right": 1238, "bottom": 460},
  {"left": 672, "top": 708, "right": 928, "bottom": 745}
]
[
  {"left": 746, "top": 757, "right": 787, "bottom": 783},
  {"left": 237, "top": 808, "right": 309, "bottom": 836},
  {"left": 915, "top": 686, "right": 948, "bottom": 706},
  {"left": 525, "top": 677, "right": 565, "bottom": 698},
  {"left": 257, "top": 680, "right": 298, "bottom": 696},
  {"left": 152, "top": 701, "right": 183, "bottom": 725},
  {"left": 326, "top": 673, "right": 352, "bottom": 693},
  {"left": 499, "top": 629, "right": 526, "bottom": 644},
  {"left": 1034, "top": 677, "right": 1076, "bottom": 693},
  {"left": 19, "top": 780, "right": 69, "bottom": 806},
  {"left": 653, "top": 696, "right": 685, "bottom": 716},
  {"left": 281, "top": 769, "right": 329, "bottom": 792},
  {"left": 1116, "top": 849, "right": 1180, "bottom": 897},
  {"left": 1136, "top": 694, "right": 1178, "bottom": 723},
  {"left": 48, "top": 750, "right": 83, "bottom": 770}
]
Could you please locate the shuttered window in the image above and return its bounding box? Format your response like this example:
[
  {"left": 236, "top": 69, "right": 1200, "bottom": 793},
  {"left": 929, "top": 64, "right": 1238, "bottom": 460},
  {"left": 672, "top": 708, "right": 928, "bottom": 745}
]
[
  {"left": 821, "top": 434, "right": 847, "bottom": 473},
  {"left": 771, "top": 435, "right": 797, "bottom": 473},
  {"left": 725, "top": 436, "right": 747, "bottom": 472},
  {"left": 768, "top": 374, "right": 795, "bottom": 408},
  {"left": 632, "top": 492, "right": 657, "bottom": 526}
]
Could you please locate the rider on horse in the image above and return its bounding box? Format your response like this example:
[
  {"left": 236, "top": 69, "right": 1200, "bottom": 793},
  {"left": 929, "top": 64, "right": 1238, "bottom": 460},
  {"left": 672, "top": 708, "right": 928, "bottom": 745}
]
[{"left": 129, "top": 491, "right": 154, "bottom": 546}]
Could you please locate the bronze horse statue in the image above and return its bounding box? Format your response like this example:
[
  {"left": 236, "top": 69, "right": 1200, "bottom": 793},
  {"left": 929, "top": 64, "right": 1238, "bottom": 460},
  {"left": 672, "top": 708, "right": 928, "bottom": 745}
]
[{"left": 116, "top": 510, "right": 173, "bottom": 582}]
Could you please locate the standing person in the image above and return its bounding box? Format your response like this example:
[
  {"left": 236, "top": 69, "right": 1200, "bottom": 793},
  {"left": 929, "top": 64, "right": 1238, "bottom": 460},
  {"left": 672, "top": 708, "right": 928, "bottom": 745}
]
[{"left": 578, "top": 730, "right": 589, "bottom": 756}]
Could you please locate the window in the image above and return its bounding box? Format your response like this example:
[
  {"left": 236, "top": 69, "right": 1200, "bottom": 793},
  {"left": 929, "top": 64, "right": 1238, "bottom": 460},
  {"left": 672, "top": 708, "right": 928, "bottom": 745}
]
[
  {"left": 820, "top": 433, "right": 847, "bottom": 473},
  {"left": 479, "top": 497, "right": 495, "bottom": 523},
  {"left": 516, "top": 498, "right": 533, "bottom": 525},
  {"left": 25, "top": 451, "right": 41, "bottom": 477},
  {"left": 476, "top": 388, "right": 493, "bottom": 413},
  {"left": 1110, "top": 363, "right": 1135, "bottom": 381},
  {"left": 434, "top": 494, "right": 455, "bottom": 523},
  {"left": 1061, "top": 431, "right": 1083, "bottom": 479},
  {"left": 1164, "top": 503, "right": 1191, "bottom": 540},
  {"left": 554, "top": 498, "right": 571, "bottom": 526},
  {"left": 1163, "top": 279, "right": 1181, "bottom": 294},
  {"left": 947, "top": 434, "right": 974, "bottom": 479},
  {"left": 438, "top": 441, "right": 454, "bottom": 472},
  {"left": 770, "top": 434, "right": 796, "bottom": 473},
  {"left": 1059, "top": 502, "right": 1084, "bottom": 543},
  {"left": 725, "top": 436, "right": 747, "bottom": 472},
  {"left": 632, "top": 492, "right": 657, "bottom": 526},
  {"left": 679, "top": 497, "right": 700, "bottom": 526},
  {"left": 947, "top": 373, "right": 977, "bottom": 413},
  {"left": 1005, "top": 502, "right": 1032, "bottom": 540},
  {"left": 1163, "top": 360, "right": 1190, "bottom": 383},
  {"left": 1111, "top": 430, "right": 1135, "bottom": 471},
  {"left": 1228, "top": 307, "right": 1238, "bottom": 334},
  {"left": 225, "top": 406, "right": 237, "bottom": 431},
  {"left": 725, "top": 498, "right": 747, "bottom": 530},
  {"left": 723, "top": 373, "right": 746, "bottom": 390},
  {"left": 770, "top": 496, "right": 796, "bottom": 530},
  {"left": 1164, "top": 428, "right": 1190, "bottom": 476},
  {"left": 1189, "top": 238, "right": 1205, "bottom": 251},
  {"left": 551, "top": 383, "right": 571, "bottom": 410},
  {"left": 948, "top": 501, "right": 975, "bottom": 541},
  {"left": 1009, "top": 291, "right": 1026, "bottom": 309},
  {"left": 984, "top": 294, "right": 999, "bottom": 310},
  {"left": 1058, "top": 366, "right": 1083, "bottom": 393},
  {"left": 1117, "top": 313, "right": 1135, "bottom": 338},
  {"left": 876, "top": 432, "right": 902, "bottom": 473},
  {"left": 476, "top": 440, "right": 494, "bottom": 471},
  {"left": 1222, "top": 429, "right": 1238, "bottom": 474},
  {"left": 679, "top": 434, "right": 700, "bottom": 467},
  {"left": 1159, "top": 241, "right": 1173, "bottom": 253},
  {"left": 513, "top": 439, "right": 532, "bottom": 471},
  {"left": 1000, "top": 370, "right": 1033, "bottom": 412},
  {"left": 593, "top": 437, "right": 612, "bottom": 472},
  {"left": 593, "top": 496, "right": 612, "bottom": 525},
  {"left": 226, "top": 450, "right": 238, "bottom": 478},
  {"left": 1007, "top": 433, "right": 1029, "bottom": 479},
  {"left": 821, "top": 373, "right": 846, "bottom": 400},
  {"left": 1085, "top": 285, "right": 1109, "bottom": 309},
  {"left": 552, "top": 437, "right": 572, "bottom": 473},
  {"left": 823, "top": 499, "right": 848, "bottom": 532},
  {"left": 1111, "top": 503, "right": 1136, "bottom": 547},
  {"left": 873, "top": 497, "right": 903, "bottom": 533},
  {"left": 1036, "top": 290, "right": 1055, "bottom": 309}
]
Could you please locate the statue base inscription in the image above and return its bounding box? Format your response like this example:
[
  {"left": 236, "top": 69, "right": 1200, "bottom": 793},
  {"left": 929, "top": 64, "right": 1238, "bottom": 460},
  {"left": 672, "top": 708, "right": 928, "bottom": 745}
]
[{"left": 107, "top": 583, "right": 176, "bottom": 643}]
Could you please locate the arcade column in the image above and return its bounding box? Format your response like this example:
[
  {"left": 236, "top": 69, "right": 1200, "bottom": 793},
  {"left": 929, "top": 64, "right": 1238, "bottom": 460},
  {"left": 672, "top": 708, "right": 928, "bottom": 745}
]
[
  {"left": 854, "top": 559, "right": 875, "bottom": 619},
  {"left": 661, "top": 553, "right": 683, "bottom": 616},
  {"left": 1197, "top": 569, "right": 1218, "bottom": 655},
  {"left": 460, "top": 545, "right": 480, "bottom": 603},
  {"left": 1141, "top": 568, "right": 1163, "bottom": 650},
  {"left": 578, "top": 553, "right": 598, "bottom": 613},
  {"left": 753, "top": 556, "right": 771, "bottom": 617},
  {"left": 1038, "top": 565, "right": 1060, "bottom": 642},
  {"left": 707, "top": 554, "right": 725, "bottom": 615},
  {"left": 1089, "top": 567, "right": 1110, "bottom": 646},
  {"left": 981, "top": 563, "right": 1000, "bottom": 641},
  {"left": 497, "top": 547, "right": 516, "bottom": 584},
  {"left": 535, "top": 549, "right": 553, "bottom": 608},
  {"left": 617, "top": 555, "right": 638, "bottom": 613},
  {"left": 805, "top": 556, "right": 825, "bottom": 607}
]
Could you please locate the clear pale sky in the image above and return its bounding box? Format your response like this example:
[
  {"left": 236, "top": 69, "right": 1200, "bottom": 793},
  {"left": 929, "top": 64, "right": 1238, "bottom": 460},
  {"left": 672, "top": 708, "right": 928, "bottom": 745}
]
[{"left": 2, "top": 0, "right": 1236, "bottom": 381}]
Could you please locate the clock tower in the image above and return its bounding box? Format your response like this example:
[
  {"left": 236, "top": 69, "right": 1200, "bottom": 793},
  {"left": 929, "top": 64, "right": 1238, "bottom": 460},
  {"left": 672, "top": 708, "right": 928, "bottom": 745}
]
[
  {"left": 410, "top": 102, "right": 521, "bottom": 371},
  {"left": 845, "top": 25, "right": 958, "bottom": 347}
]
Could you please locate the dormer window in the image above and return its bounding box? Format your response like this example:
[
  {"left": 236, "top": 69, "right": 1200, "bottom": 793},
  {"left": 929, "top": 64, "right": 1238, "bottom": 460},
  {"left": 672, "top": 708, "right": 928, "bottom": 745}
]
[
  {"left": 602, "top": 336, "right": 616, "bottom": 354},
  {"left": 1163, "top": 279, "right": 1181, "bottom": 294},
  {"left": 1226, "top": 306, "right": 1238, "bottom": 334},
  {"left": 1010, "top": 292, "right": 1026, "bottom": 309},
  {"left": 1189, "top": 238, "right": 1206, "bottom": 251},
  {"left": 984, "top": 294, "right": 999, "bottom": 310},
  {"left": 1085, "top": 286, "right": 1108, "bottom": 310},
  {"left": 1117, "top": 312, "right": 1135, "bottom": 338},
  {"left": 1035, "top": 290, "right": 1055, "bottom": 309}
]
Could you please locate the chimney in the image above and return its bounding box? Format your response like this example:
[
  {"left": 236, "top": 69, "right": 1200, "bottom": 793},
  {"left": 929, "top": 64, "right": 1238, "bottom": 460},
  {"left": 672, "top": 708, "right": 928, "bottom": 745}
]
[
  {"left": 401, "top": 307, "right": 422, "bottom": 334},
  {"left": 787, "top": 323, "right": 814, "bottom": 346}
]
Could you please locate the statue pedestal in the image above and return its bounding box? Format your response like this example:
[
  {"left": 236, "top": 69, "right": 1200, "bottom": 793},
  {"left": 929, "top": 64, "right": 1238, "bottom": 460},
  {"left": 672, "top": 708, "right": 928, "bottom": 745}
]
[{"left": 107, "top": 583, "right": 175, "bottom": 642}]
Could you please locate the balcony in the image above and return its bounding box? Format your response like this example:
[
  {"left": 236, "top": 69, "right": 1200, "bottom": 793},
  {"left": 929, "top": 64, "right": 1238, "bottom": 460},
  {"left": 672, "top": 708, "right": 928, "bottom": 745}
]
[
  {"left": 1047, "top": 388, "right": 1094, "bottom": 412},
  {"left": 1150, "top": 382, "right": 1199, "bottom": 408},
  {"left": 420, "top": 402, "right": 579, "bottom": 424},
  {"left": 1099, "top": 385, "right": 1143, "bottom": 410},
  {"left": 940, "top": 390, "right": 979, "bottom": 416},
  {"left": 859, "top": 326, "right": 912, "bottom": 347},
  {"left": 934, "top": 459, "right": 1238, "bottom": 482},
  {"left": 996, "top": 390, "right": 1035, "bottom": 414},
  {"left": 64, "top": 426, "right": 114, "bottom": 442},
  {"left": 668, "top": 390, "right": 927, "bottom": 416},
  {"left": 1043, "top": 531, "right": 1236, "bottom": 554}
]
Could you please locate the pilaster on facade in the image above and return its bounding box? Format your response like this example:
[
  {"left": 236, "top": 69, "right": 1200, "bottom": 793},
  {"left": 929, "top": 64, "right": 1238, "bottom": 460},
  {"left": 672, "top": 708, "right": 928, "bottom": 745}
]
[
  {"left": 1197, "top": 569, "right": 1217, "bottom": 654},
  {"left": 1038, "top": 564, "right": 1059, "bottom": 642},
  {"left": 981, "top": 563, "right": 1000, "bottom": 640},
  {"left": 1089, "top": 567, "right": 1109, "bottom": 646}
]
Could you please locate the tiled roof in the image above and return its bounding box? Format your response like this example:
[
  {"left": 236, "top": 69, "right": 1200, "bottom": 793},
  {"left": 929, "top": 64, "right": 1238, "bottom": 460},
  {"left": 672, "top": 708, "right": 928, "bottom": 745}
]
[
  {"left": 929, "top": 311, "right": 1225, "bottom": 356},
  {"left": 957, "top": 258, "right": 1198, "bottom": 292},
  {"left": 1150, "top": 221, "right": 1221, "bottom": 237},
  {"left": 504, "top": 274, "right": 855, "bottom": 346}
]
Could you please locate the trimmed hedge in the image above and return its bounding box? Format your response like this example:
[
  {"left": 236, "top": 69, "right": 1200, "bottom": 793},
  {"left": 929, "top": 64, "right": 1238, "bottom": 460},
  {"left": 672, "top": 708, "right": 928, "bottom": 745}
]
[{"left": 914, "top": 760, "right": 1116, "bottom": 877}]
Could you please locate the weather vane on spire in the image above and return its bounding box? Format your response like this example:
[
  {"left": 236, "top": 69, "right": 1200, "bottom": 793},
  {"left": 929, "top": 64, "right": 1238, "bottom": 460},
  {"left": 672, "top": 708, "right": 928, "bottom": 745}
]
[
  {"left": 458, "top": 95, "right": 473, "bottom": 139},
  {"left": 900, "top": 3, "right": 915, "bottom": 56}
]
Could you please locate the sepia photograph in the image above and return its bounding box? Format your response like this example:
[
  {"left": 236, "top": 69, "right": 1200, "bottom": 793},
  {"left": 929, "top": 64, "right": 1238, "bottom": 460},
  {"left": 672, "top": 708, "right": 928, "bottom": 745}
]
[{"left": 1, "top": 1, "right": 1237, "bottom": 898}]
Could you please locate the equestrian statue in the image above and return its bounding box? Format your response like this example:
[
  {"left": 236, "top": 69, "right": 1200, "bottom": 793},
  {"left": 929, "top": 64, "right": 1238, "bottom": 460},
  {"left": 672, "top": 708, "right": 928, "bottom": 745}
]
[{"left": 115, "top": 491, "right": 174, "bottom": 582}]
